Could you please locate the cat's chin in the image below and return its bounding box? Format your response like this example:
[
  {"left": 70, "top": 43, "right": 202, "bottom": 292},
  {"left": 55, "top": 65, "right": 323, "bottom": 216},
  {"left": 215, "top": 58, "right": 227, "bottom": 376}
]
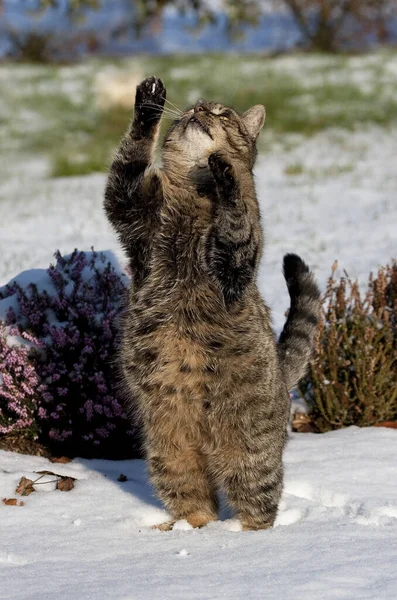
[
  {"left": 187, "top": 117, "right": 213, "bottom": 139},
  {"left": 181, "top": 128, "right": 214, "bottom": 160}
]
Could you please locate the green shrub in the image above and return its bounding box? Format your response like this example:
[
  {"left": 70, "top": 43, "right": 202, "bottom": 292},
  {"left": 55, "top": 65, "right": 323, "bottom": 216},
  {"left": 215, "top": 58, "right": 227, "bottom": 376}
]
[{"left": 300, "top": 260, "right": 397, "bottom": 431}]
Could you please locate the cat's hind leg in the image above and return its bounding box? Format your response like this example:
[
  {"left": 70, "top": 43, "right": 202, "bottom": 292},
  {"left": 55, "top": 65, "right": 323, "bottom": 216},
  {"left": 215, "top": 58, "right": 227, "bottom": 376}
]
[
  {"left": 209, "top": 425, "right": 285, "bottom": 531},
  {"left": 146, "top": 427, "right": 218, "bottom": 531},
  {"left": 223, "top": 455, "right": 283, "bottom": 531}
]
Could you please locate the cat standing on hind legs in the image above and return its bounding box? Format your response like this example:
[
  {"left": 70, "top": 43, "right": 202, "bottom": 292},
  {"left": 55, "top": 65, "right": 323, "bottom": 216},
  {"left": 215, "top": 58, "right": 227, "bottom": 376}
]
[{"left": 104, "top": 76, "right": 321, "bottom": 531}]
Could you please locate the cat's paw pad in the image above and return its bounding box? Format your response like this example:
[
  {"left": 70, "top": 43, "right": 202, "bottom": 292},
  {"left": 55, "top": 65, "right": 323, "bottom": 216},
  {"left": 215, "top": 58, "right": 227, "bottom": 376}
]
[
  {"left": 135, "top": 76, "right": 166, "bottom": 114},
  {"left": 208, "top": 152, "right": 235, "bottom": 185}
]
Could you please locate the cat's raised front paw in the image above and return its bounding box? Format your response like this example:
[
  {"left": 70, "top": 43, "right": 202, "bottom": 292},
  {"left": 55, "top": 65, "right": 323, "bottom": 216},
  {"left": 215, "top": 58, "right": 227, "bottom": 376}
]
[
  {"left": 208, "top": 152, "right": 235, "bottom": 187},
  {"left": 135, "top": 76, "right": 166, "bottom": 121}
]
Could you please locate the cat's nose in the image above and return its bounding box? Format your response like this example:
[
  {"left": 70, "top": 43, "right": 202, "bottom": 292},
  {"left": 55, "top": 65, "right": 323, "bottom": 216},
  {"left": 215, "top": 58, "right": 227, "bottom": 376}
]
[{"left": 194, "top": 104, "right": 205, "bottom": 113}]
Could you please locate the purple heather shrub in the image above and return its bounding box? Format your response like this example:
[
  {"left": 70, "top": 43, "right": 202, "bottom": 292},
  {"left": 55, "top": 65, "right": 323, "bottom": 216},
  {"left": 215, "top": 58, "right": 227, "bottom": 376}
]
[
  {"left": 0, "top": 249, "right": 139, "bottom": 458},
  {"left": 0, "top": 322, "right": 40, "bottom": 437}
]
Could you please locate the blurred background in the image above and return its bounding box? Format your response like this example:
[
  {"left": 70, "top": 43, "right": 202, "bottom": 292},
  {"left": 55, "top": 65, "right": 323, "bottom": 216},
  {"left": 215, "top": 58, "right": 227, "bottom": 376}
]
[{"left": 0, "top": 0, "right": 396, "bottom": 326}]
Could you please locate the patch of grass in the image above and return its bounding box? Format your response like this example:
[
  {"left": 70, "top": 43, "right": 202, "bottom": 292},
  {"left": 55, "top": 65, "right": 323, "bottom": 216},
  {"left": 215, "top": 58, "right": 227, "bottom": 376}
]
[
  {"left": 285, "top": 162, "right": 304, "bottom": 176},
  {"left": 1, "top": 50, "right": 397, "bottom": 177},
  {"left": 318, "top": 164, "right": 354, "bottom": 177},
  {"left": 51, "top": 106, "right": 132, "bottom": 176},
  {"left": 52, "top": 153, "right": 106, "bottom": 177},
  {"left": 285, "top": 162, "right": 354, "bottom": 179}
]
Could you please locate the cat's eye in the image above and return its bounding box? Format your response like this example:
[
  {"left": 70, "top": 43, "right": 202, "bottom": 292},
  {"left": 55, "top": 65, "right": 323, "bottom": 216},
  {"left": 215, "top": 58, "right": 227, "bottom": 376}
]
[{"left": 220, "top": 115, "right": 229, "bottom": 121}]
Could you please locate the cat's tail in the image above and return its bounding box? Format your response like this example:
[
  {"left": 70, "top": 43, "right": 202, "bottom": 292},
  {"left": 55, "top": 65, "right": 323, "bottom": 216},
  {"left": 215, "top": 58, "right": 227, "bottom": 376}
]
[{"left": 278, "top": 253, "right": 321, "bottom": 391}]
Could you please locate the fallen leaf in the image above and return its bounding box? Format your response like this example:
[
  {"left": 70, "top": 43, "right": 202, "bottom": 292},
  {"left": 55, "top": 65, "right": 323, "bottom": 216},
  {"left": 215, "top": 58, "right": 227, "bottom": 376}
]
[
  {"left": 117, "top": 473, "right": 128, "bottom": 482},
  {"left": 291, "top": 413, "right": 319, "bottom": 433},
  {"left": 15, "top": 476, "right": 35, "bottom": 496},
  {"left": 2, "top": 498, "right": 17, "bottom": 505},
  {"left": 56, "top": 477, "right": 75, "bottom": 492},
  {"left": 50, "top": 456, "right": 72, "bottom": 464}
]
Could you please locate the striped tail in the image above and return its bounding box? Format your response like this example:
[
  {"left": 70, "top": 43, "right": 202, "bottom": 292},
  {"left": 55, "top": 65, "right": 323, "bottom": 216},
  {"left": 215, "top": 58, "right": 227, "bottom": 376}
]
[{"left": 278, "top": 253, "right": 321, "bottom": 391}]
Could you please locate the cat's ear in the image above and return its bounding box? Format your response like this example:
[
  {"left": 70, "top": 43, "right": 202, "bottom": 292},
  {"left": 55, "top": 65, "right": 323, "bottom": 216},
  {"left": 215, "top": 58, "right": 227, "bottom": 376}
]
[{"left": 242, "top": 105, "right": 266, "bottom": 140}]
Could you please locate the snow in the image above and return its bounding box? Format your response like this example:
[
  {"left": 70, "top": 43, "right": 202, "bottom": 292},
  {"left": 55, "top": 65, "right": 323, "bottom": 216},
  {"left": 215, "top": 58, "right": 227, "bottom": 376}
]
[{"left": 1, "top": 427, "right": 397, "bottom": 599}]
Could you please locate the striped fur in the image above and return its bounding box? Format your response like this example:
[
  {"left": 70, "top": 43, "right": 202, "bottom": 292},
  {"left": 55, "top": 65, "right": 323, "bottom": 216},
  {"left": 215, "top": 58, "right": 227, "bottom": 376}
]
[
  {"left": 278, "top": 254, "right": 321, "bottom": 391},
  {"left": 104, "top": 77, "right": 320, "bottom": 531}
]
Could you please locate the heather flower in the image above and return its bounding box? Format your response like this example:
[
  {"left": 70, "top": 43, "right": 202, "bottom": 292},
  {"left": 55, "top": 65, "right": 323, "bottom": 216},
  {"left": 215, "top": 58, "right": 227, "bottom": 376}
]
[
  {"left": 0, "top": 249, "right": 140, "bottom": 458},
  {"left": 0, "top": 323, "right": 39, "bottom": 437}
]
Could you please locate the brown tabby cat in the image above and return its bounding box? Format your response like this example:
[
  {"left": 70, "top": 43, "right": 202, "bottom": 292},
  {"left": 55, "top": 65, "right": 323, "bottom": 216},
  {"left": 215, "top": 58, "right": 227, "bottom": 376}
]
[{"left": 104, "top": 76, "right": 321, "bottom": 531}]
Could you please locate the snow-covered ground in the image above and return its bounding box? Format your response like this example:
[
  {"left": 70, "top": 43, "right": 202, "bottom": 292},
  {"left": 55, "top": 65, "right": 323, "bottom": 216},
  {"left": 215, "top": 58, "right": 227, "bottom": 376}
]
[
  {"left": 1, "top": 56, "right": 397, "bottom": 600},
  {"left": 2, "top": 427, "right": 397, "bottom": 599}
]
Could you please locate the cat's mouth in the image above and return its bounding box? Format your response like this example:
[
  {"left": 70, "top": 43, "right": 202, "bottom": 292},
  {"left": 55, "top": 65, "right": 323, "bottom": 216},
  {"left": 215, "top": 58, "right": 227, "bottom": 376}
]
[{"left": 187, "top": 116, "right": 213, "bottom": 139}]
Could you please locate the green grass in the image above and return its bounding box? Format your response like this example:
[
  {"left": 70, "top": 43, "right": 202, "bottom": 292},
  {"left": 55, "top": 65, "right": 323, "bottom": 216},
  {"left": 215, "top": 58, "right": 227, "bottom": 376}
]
[
  {"left": 284, "top": 162, "right": 353, "bottom": 178},
  {"left": 285, "top": 162, "right": 304, "bottom": 176},
  {"left": 1, "top": 50, "right": 397, "bottom": 177}
]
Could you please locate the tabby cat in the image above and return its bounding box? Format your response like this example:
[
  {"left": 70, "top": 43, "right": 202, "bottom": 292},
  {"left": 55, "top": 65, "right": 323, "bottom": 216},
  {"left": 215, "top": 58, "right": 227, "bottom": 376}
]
[{"left": 104, "top": 76, "right": 321, "bottom": 531}]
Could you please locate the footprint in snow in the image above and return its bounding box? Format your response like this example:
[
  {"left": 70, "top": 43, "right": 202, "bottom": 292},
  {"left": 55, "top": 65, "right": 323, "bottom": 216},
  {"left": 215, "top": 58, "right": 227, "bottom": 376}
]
[{"left": 284, "top": 481, "right": 397, "bottom": 527}]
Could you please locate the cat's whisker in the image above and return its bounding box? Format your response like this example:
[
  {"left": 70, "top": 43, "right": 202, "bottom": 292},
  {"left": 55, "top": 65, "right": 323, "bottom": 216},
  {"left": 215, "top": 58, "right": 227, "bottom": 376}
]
[
  {"left": 146, "top": 108, "right": 178, "bottom": 117},
  {"left": 144, "top": 110, "right": 181, "bottom": 122},
  {"left": 163, "top": 112, "right": 182, "bottom": 119},
  {"left": 228, "top": 83, "right": 240, "bottom": 103},
  {"left": 140, "top": 103, "right": 181, "bottom": 119},
  {"left": 141, "top": 102, "right": 176, "bottom": 111},
  {"left": 146, "top": 114, "right": 175, "bottom": 122},
  {"left": 164, "top": 98, "right": 183, "bottom": 114}
]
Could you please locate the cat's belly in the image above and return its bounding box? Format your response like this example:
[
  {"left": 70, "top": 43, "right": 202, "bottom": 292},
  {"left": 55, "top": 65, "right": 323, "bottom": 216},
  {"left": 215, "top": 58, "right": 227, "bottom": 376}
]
[
  {"left": 136, "top": 323, "right": 210, "bottom": 393},
  {"left": 124, "top": 283, "right": 273, "bottom": 410},
  {"left": 127, "top": 314, "right": 266, "bottom": 400}
]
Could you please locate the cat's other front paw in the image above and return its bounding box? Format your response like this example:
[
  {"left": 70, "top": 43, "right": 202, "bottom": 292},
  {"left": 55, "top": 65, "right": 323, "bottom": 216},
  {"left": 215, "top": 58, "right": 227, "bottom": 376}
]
[
  {"left": 208, "top": 152, "right": 236, "bottom": 188},
  {"left": 135, "top": 76, "right": 166, "bottom": 125}
]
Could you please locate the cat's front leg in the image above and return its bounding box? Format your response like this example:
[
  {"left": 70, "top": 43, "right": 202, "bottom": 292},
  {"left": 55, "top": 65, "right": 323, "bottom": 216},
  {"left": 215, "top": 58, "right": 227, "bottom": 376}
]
[
  {"left": 104, "top": 77, "right": 166, "bottom": 283},
  {"left": 206, "top": 152, "right": 261, "bottom": 305},
  {"left": 208, "top": 151, "right": 238, "bottom": 203}
]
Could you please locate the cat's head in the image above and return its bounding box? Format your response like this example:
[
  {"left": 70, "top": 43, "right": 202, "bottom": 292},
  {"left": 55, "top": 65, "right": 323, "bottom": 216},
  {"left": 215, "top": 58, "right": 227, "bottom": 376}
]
[{"left": 162, "top": 100, "right": 265, "bottom": 174}]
